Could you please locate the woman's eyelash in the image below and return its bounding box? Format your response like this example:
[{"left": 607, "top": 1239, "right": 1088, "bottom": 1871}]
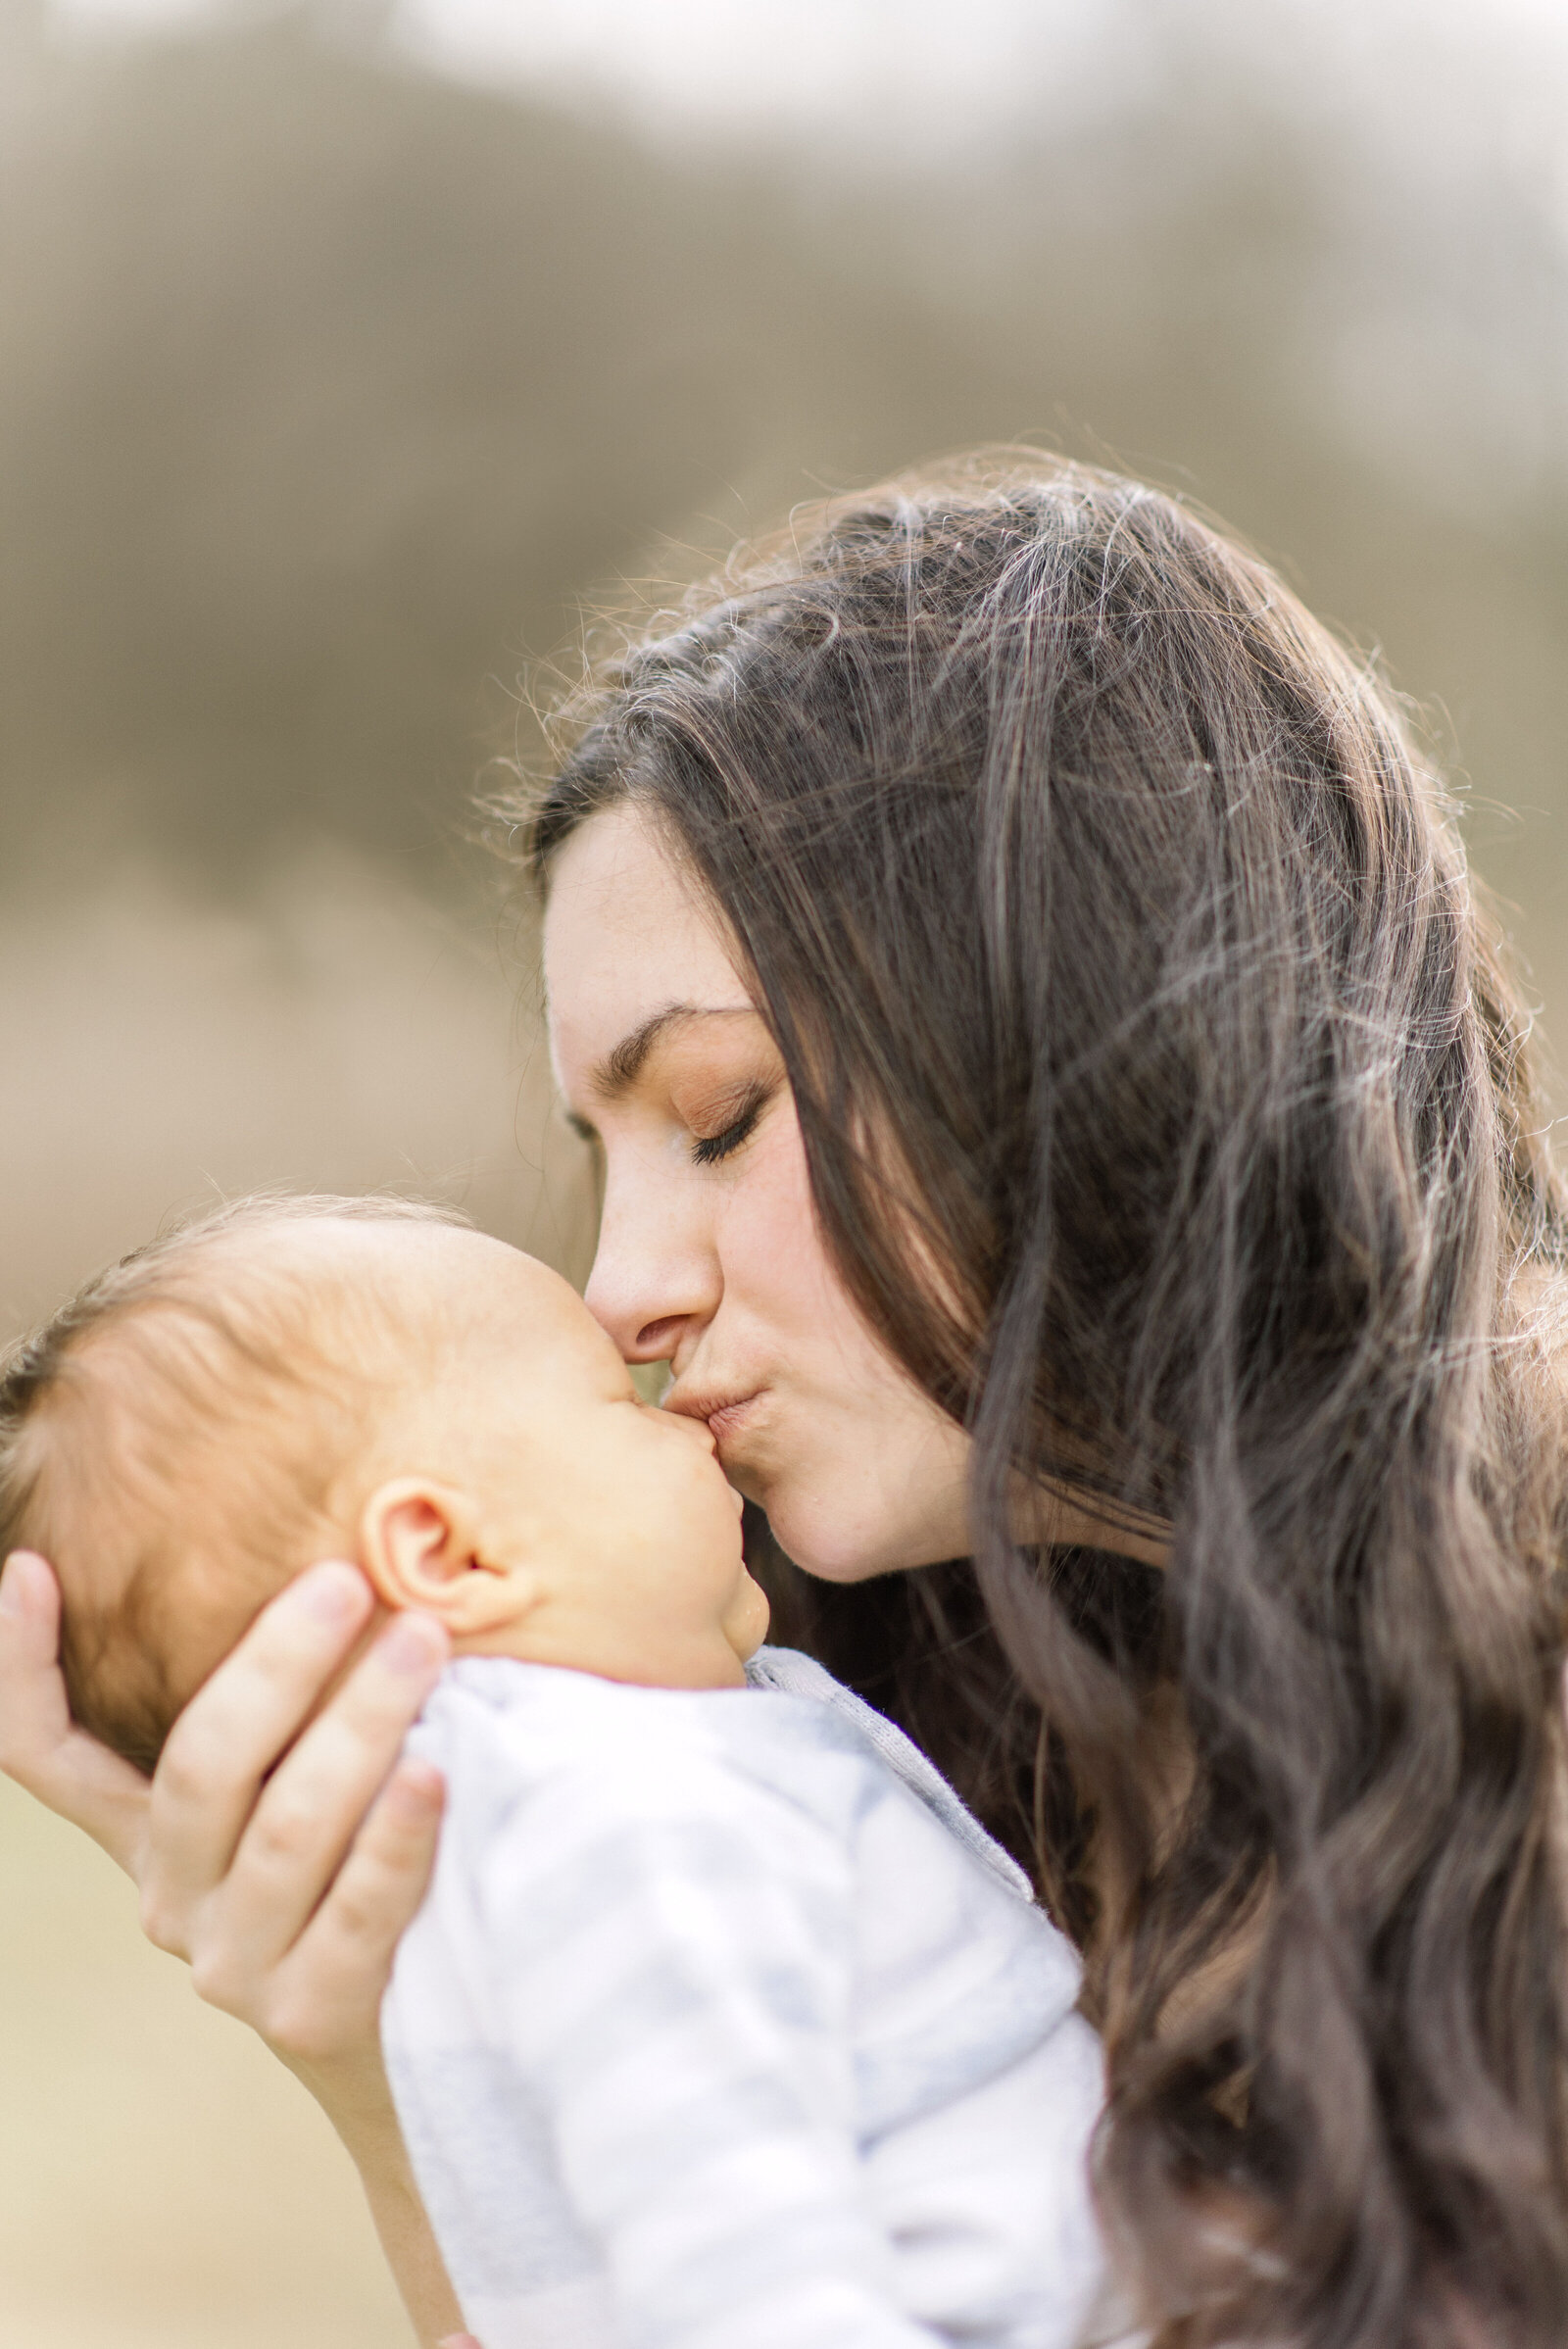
[{"left": 691, "top": 1091, "right": 768, "bottom": 1166}]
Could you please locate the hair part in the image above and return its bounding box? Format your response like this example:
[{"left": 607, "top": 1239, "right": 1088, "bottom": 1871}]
[
  {"left": 508, "top": 452, "right": 1568, "bottom": 2347},
  {"left": 0, "top": 1192, "right": 468, "bottom": 1773}
]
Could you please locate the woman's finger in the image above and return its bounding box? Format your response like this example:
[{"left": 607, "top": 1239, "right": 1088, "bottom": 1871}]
[
  {"left": 255, "top": 1758, "right": 445, "bottom": 2061},
  {"left": 189, "top": 1611, "right": 449, "bottom": 1983},
  {"left": 145, "top": 1561, "right": 379, "bottom": 1935},
  {"left": 0, "top": 1550, "right": 151, "bottom": 1874}
]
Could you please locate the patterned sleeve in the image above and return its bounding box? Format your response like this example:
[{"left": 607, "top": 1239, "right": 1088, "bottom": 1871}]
[{"left": 475, "top": 1748, "right": 954, "bottom": 2349}]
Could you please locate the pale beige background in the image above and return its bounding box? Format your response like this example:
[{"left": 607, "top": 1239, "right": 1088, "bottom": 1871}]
[
  {"left": 0, "top": 1775, "right": 416, "bottom": 2347},
  {"left": 0, "top": 850, "right": 583, "bottom": 1337}
]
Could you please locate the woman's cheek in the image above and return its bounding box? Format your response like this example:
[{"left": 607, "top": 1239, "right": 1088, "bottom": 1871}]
[
  {"left": 771, "top": 1404, "right": 975, "bottom": 1583},
  {"left": 718, "top": 1112, "right": 823, "bottom": 1302}
]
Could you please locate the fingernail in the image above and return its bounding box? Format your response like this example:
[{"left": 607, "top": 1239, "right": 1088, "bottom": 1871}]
[
  {"left": 387, "top": 1759, "right": 445, "bottom": 1818},
  {"left": 295, "top": 1561, "right": 368, "bottom": 1625},
  {"left": 379, "top": 1613, "right": 447, "bottom": 1674}
]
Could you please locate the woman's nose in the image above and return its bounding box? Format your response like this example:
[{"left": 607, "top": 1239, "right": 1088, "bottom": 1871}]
[{"left": 584, "top": 1177, "right": 719, "bottom": 1365}]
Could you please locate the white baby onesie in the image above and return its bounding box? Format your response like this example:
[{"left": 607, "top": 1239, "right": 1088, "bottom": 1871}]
[{"left": 381, "top": 1644, "right": 1106, "bottom": 2349}]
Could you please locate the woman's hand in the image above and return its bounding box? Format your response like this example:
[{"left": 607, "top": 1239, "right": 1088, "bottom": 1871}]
[
  {"left": 0, "top": 1547, "right": 466, "bottom": 2342},
  {"left": 0, "top": 1549, "right": 447, "bottom": 2052},
  {"left": 0, "top": 1546, "right": 158, "bottom": 1875}
]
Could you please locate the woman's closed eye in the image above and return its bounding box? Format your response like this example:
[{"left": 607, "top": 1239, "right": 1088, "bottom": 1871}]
[{"left": 690, "top": 1086, "right": 771, "bottom": 1166}]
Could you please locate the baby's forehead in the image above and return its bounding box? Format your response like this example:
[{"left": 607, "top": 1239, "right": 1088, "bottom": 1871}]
[
  {"left": 285, "top": 1218, "right": 578, "bottom": 1320},
  {"left": 222, "top": 1217, "right": 596, "bottom": 1371}
]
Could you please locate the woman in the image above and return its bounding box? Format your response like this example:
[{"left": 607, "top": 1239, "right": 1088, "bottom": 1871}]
[{"left": 3, "top": 455, "right": 1566, "bottom": 2348}]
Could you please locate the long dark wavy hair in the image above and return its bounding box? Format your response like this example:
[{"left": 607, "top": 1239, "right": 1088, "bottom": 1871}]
[{"left": 509, "top": 455, "right": 1568, "bottom": 2346}]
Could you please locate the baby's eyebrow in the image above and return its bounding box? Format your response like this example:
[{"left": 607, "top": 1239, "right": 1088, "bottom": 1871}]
[{"left": 585, "top": 1003, "right": 756, "bottom": 1104}]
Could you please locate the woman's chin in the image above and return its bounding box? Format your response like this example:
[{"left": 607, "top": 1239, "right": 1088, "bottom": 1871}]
[{"left": 762, "top": 1489, "right": 962, "bottom": 1585}]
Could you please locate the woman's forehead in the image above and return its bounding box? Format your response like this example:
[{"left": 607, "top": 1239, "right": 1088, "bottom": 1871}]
[{"left": 542, "top": 806, "right": 750, "bottom": 1059}]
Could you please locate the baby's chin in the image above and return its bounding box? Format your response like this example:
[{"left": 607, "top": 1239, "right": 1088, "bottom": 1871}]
[{"left": 722, "top": 1569, "right": 771, "bottom": 1664}]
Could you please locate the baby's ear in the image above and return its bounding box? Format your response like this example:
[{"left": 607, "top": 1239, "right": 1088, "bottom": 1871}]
[{"left": 360, "top": 1479, "right": 488, "bottom": 1616}]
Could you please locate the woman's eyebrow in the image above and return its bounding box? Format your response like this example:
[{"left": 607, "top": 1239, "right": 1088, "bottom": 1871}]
[{"left": 586, "top": 1003, "right": 755, "bottom": 1102}]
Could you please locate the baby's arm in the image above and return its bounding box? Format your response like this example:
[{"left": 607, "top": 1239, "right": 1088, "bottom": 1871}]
[{"left": 480, "top": 1749, "right": 952, "bottom": 2349}]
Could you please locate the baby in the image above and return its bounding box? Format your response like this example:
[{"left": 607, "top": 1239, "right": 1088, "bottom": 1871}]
[{"left": 0, "top": 1196, "right": 1105, "bottom": 2349}]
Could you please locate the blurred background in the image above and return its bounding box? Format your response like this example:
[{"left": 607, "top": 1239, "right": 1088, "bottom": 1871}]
[{"left": 1, "top": 0, "right": 1565, "bottom": 2338}]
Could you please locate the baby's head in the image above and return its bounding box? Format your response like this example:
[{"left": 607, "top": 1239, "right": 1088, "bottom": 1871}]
[{"left": 0, "top": 1197, "right": 765, "bottom": 1773}]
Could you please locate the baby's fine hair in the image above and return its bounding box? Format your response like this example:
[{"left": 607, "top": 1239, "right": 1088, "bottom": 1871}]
[{"left": 0, "top": 1192, "right": 466, "bottom": 1773}]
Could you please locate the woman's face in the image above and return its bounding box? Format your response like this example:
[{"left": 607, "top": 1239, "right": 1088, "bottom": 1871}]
[{"left": 542, "top": 802, "right": 974, "bottom": 1582}]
